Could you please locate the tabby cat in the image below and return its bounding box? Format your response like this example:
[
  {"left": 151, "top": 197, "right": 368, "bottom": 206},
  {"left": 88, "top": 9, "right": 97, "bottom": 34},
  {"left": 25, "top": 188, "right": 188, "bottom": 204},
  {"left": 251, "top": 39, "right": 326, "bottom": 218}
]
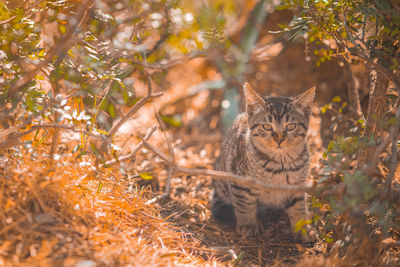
[{"left": 212, "top": 82, "right": 315, "bottom": 239}]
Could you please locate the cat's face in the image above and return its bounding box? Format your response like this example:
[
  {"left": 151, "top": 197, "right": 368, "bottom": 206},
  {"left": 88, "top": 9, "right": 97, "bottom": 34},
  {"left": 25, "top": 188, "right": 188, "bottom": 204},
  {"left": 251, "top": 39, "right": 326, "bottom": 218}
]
[{"left": 244, "top": 83, "right": 315, "bottom": 152}]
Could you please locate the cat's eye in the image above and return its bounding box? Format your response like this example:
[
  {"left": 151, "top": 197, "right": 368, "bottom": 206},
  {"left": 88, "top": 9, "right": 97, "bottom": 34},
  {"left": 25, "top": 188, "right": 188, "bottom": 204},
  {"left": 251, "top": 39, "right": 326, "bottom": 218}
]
[
  {"left": 286, "top": 123, "right": 296, "bottom": 131},
  {"left": 262, "top": 123, "right": 273, "bottom": 131}
]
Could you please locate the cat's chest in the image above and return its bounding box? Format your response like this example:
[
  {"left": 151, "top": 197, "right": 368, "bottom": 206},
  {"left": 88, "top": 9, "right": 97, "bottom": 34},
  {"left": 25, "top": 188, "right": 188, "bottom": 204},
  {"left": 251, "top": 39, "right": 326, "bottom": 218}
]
[
  {"left": 271, "top": 172, "right": 299, "bottom": 185},
  {"left": 249, "top": 156, "right": 305, "bottom": 185},
  {"left": 251, "top": 168, "right": 298, "bottom": 184}
]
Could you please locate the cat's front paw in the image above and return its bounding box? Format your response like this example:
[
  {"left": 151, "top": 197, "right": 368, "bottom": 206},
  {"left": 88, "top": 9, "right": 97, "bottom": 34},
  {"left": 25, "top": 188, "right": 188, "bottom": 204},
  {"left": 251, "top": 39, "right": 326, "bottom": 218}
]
[{"left": 236, "top": 221, "right": 263, "bottom": 237}]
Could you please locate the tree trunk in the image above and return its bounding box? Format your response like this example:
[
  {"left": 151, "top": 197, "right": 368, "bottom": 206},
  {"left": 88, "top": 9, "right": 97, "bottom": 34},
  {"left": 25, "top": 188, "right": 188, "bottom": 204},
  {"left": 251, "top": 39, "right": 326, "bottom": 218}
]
[{"left": 356, "top": 69, "right": 389, "bottom": 168}]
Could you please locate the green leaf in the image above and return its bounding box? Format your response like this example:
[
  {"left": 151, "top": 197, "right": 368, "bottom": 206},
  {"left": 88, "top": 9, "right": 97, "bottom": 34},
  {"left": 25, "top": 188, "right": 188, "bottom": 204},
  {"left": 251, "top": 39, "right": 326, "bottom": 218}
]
[
  {"left": 139, "top": 172, "right": 153, "bottom": 180},
  {"left": 321, "top": 104, "right": 331, "bottom": 114},
  {"left": 122, "top": 89, "right": 129, "bottom": 104},
  {"left": 108, "top": 104, "right": 116, "bottom": 118},
  {"left": 113, "top": 78, "right": 125, "bottom": 88},
  {"left": 59, "top": 24, "right": 66, "bottom": 34},
  {"left": 160, "top": 115, "right": 182, "bottom": 128},
  {"left": 96, "top": 129, "right": 108, "bottom": 135},
  {"left": 97, "top": 181, "right": 103, "bottom": 192},
  {"left": 0, "top": 2, "right": 10, "bottom": 20},
  {"left": 90, "top": 142, "right": 99, "bottom": 156},
  {"left": 231, "top": 252, "right": 244, "bottom": 266},
  {"left": 327, "top": 141, "right": 335, "bottom": 152},
  {"left": 38, "top": 49, "right": 45, "bottom": 57},
  {"left": 325, "top": 236, "right": 334, "bottom": 243},
  {"left": 294, "top": 219, "right": 307, "bottom": 232},
  {"left": 332, "top": 95, "right": 341, "bottom": 103}
]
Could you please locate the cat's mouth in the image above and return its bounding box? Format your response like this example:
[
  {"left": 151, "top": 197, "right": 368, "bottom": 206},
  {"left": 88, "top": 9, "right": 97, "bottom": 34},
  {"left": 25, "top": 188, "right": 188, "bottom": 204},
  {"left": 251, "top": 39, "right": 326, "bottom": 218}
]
[
  {"left": 275, "top": 143, "right": 289, "bottom": 150},
  {"left": 275, "top": 143, "right": 285, "bottom": 149}
]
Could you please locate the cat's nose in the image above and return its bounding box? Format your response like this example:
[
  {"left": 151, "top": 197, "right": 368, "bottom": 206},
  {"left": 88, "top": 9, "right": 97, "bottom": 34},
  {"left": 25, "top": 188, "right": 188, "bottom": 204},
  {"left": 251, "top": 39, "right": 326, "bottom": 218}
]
[{"left": 273, "top": 132, "right": 285, "bottom": 145}]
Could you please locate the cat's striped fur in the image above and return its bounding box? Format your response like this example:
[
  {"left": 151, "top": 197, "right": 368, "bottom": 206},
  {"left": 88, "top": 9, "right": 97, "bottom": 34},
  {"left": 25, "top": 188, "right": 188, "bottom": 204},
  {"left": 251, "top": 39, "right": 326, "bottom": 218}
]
[{"left": 212, "top": 82, "right": 315, "bottom": 239}]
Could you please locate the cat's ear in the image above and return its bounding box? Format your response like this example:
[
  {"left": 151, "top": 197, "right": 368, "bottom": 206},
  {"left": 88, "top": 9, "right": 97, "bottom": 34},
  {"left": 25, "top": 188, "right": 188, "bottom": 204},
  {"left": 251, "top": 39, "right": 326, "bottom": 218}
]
[
  {"left": 293, "top": 86, "right": 315, "bottom": 115},
  {"left": 244, "top": 82, "right": 265, "bottom": 115}
]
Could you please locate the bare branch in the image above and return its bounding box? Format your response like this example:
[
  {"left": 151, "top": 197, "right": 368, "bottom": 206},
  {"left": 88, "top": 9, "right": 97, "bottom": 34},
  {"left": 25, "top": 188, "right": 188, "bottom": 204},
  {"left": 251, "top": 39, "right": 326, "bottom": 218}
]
[
  {"left": 141, "top": 139, "right": 310, "bottom": 194},
  {"left": 49, "top": 127, "right": 61, "bottom": 167},
  {"left": 0, "top": 15, "right": 16, "bottom": 25},
  {"left": 0, "top": 123, "right": 103, "bottom": 150},
  {"left": 155, "top": 111, "right": 175, "bottom": 164},
  {"left": 129, "top": 51, "right": 206, "bottom": 70},
  {"left": 97, "top": 80, "right": 114, "bottom": 115},
  {"left": 143, "top": 112, "right": 177, "bottom": 203},
  {"left": 141, "top": 138, "right": 172, "bottom": 165},
  {"left": 141, "top": 52, "right": 153, "bottom": 95},
  {"left": 100, "top": 125, "right": 157, "bottom": 168},
  {"left": 107, "top": 92, "right": 163, "bottom": 138},
  {"left": 106, "top": 59, "right": 162, "bottom": 138},
  {"left": 174, "top": 167, "right": 310, "bottom": 193}
]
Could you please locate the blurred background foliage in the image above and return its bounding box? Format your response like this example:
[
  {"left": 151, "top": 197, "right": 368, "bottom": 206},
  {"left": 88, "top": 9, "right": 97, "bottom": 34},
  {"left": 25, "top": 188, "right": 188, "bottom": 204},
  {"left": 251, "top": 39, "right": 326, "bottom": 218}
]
[{"left": 0, "top": 0, "right": 214, "bottom": 131}]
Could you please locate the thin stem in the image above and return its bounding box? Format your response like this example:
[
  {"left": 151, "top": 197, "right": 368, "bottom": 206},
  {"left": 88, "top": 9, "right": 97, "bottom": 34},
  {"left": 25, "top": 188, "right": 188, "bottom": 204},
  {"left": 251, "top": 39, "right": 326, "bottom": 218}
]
[
  {"left": 100, "top": 125, "right": 157, "bottom": 168},
  {"left": 129, "top": 51, "right": 206, "bottom": 70},
  {"left": 107, "top": 92, "right": 163, "bottom": 138}
]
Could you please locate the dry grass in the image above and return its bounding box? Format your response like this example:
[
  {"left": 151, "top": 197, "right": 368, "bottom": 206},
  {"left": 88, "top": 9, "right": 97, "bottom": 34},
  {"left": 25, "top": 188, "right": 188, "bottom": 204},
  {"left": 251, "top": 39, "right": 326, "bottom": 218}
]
[{"left": 0, "top": 135, "right": 219, "bottom": 266}]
